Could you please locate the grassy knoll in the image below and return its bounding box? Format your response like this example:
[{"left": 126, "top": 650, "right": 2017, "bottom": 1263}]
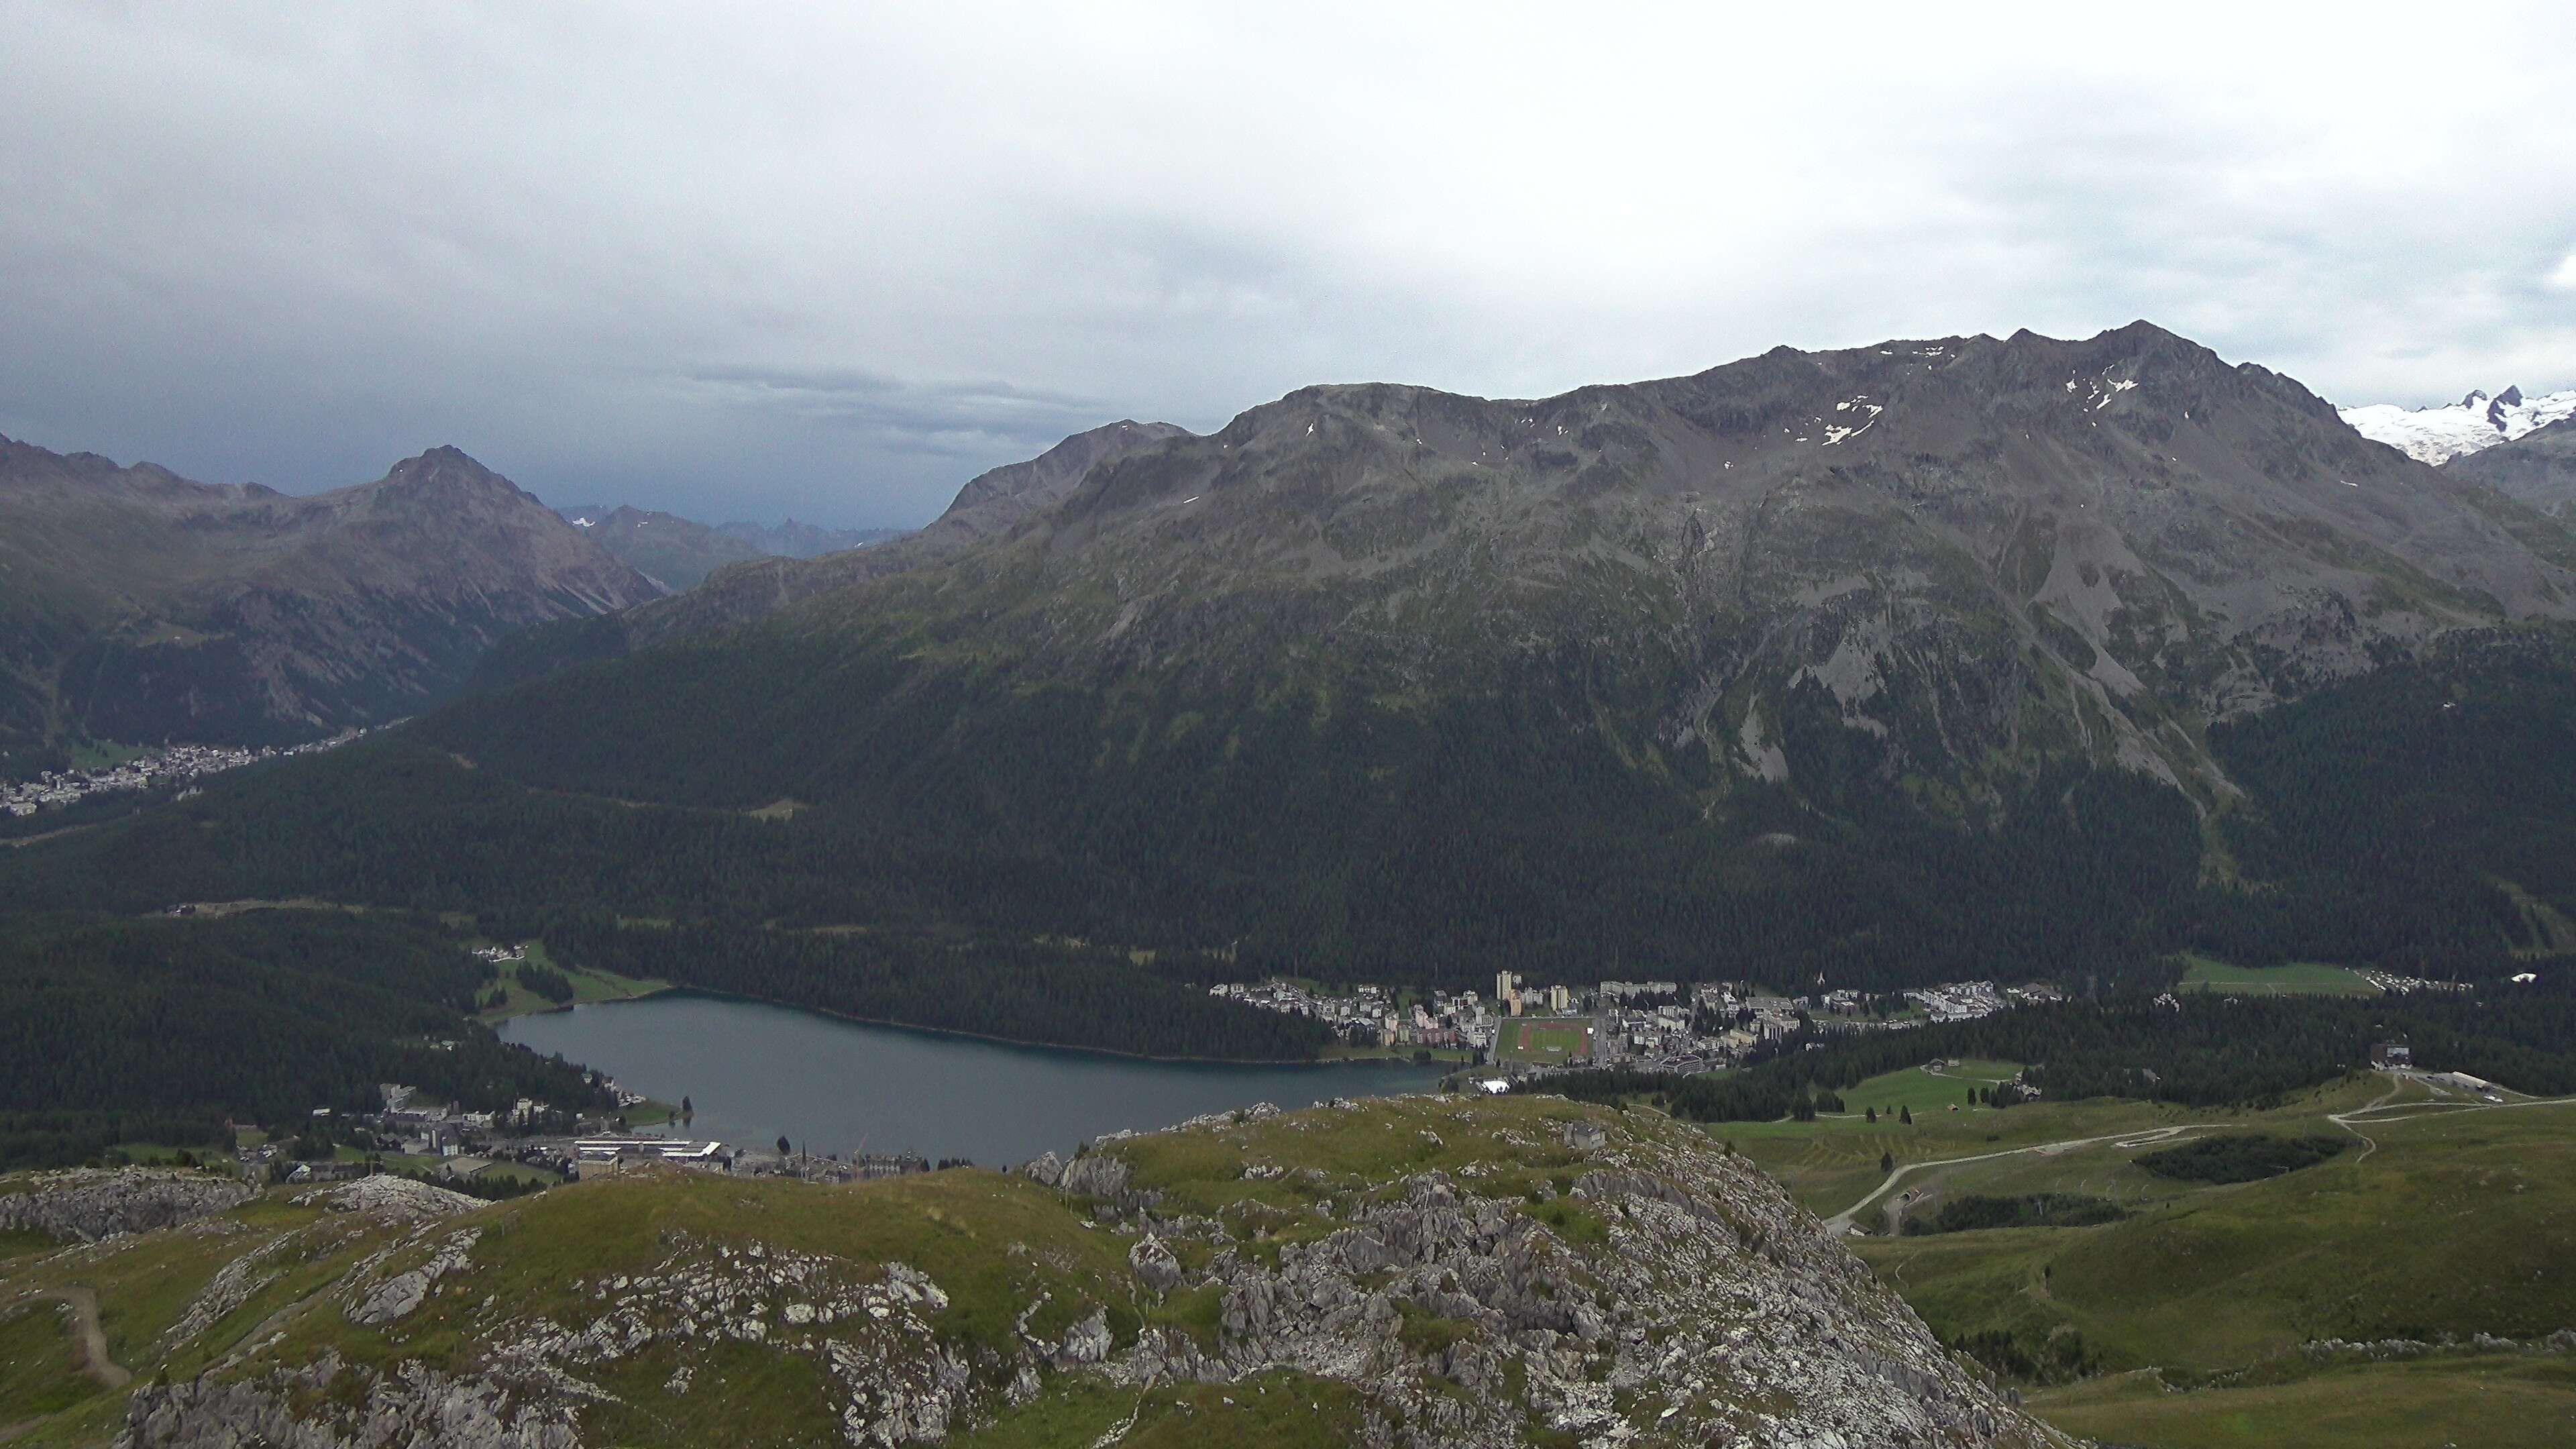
[
  {"left": 474, "top": 939, "right": 667, "bottom": 1021},
  {"left": 1844, "top": 1090, "right": 2576, "bottom": 1444},
  {"left": 0, "top": 1095, "right": 1632, "bottom": 1447},
  {"left": 2179, "top": 953, "right": 2379, "bottom": 996},
  {"left": 1718, "top": 1058, "right": 2205, "bottom": 1218},
  {"left": 2032, "top": 1356, "right": 2576, "bottom": 1449},
  {"left": 1494, "top": 1017, "right": 1591, "bottom": 1063}
]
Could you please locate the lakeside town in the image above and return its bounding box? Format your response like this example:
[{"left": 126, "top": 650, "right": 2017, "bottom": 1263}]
[
  {"left": 1208, "top": 971, "right": 2064, "bottom": 1079},
  {"left": 3, "top": 729, "right": 372, "bottom": 816}
]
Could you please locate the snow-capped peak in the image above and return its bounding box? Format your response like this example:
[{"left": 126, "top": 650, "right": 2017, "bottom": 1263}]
[{"left": 2338, "top": 386, "right": 2576, "bottom": 466}]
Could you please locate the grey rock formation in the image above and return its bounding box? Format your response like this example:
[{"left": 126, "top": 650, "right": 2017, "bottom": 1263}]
[
  {"left": 0, "top": 1167, "right": 253, "bottom": 1242},
  {"left": 1127, "top": 1235, "right": 1182, "bottom": 1295},
  {"left": 1056, "top": 1152, "right": 1131, "bottom": 1199}
]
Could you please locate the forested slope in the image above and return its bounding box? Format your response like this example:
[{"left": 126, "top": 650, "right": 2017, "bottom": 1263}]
[{"left": 0, "top": 911, "right": 611, "bottom": 1169}]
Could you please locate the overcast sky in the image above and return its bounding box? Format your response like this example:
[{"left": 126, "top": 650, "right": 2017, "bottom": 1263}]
[{"left": 4, "top": 4, "right": 2573, "bottom": 528}]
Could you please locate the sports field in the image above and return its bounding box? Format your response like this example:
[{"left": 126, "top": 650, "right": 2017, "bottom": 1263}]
[
  {"left": 1495, "top": 1017, "right": 1592, "bottom": 1062},
  {"left": 2178, "top": 953, "right": 2379, "bottom": 996}
]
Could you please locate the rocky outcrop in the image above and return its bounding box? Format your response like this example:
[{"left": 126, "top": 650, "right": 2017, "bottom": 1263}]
[
  {"left": 294, "top": 1175, "right": 483, "bottom": 1222},
  {"left": 1126, "top": 1235, "right": 1182, "bottom": 1295},
  {"left": 123, "top": 1350, "right": 582, "bottom": 1449},
  {"left": 0, "top": 1168, "right": 252, "bottom": 1243},
  {"left": 96, "top": 1099, "right": 2068, "bottom": 1449},
  {"left": 1056, "top": 1152, "right": 1130, "bottom": 1200}
]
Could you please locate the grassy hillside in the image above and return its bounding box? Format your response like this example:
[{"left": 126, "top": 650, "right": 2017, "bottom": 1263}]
[
  {"left": 1794, "top": 1079, "right": 2576, "bottom": 1444},
  {"left": 0, "top": 1095, "right": 2053, "bottom": 1449}
]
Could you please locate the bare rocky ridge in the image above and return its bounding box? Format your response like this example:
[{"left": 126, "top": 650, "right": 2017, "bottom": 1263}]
[
  {"left": 101, "top": 1097, "right": 2066, "bottom": 1449},
  {"left": 0, "top": 439, "right": 656, "bottom": 770}
]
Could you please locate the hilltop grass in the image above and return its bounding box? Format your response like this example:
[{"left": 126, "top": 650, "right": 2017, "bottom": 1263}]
[
  {"left": 0, "top": 1095, "right": 1632, "bottom": 1448},
  {"left": 1113, "top": 1093, "right": 1605, "bottom": 1223},
  {"left": 2178, "top": 953, "right": 2378, "bottom": 997}
]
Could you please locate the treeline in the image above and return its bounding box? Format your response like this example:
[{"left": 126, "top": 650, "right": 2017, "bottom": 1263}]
[
  {"left": 0, "top": 910, "right": 613, "bottom": 1169},
  {"left": 539, "top": 919, "right": 1333, "bottom": 1061}
]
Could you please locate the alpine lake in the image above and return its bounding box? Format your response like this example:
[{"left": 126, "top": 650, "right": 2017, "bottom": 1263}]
[{"left": 498, "top": 990, "right": 1456, "bottom": 1167}]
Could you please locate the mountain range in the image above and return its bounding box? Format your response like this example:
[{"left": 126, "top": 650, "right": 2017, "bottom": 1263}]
[
  {"left": 0, "top": 439, "right": 655, "bottom": 776},
  {"left": 17, "top": 322, "right": 2576, "bottom": 994},
  {"left": 2339, "top": 385, "right": 2576, "bottom": 465},
  {"left": 553, "top": 504, "right": 906, "bottom": 591},
  {"left": 492, "top": 323, "right": 2575, "bottom": 807}
]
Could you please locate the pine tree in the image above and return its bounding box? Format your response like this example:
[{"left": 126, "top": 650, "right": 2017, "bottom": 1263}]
[
  {"left": 1865, "top": 1106, "right": 1878, "bottom": 1123},
  {"left": 1900, "top": 1106, "right": 1913, "bottom": 1125},
  {"left": 1880, "top": 1150, "right": 1894, "bottom": 1174}
]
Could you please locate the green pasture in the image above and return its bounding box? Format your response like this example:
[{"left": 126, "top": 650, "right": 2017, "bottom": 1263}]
[
  {"left": 2033, "top": 1356, "right": 2576, "bottom": 1449},
  {"left": 1844, "top": 1092, "right": 2576, "bottom": 1444}
]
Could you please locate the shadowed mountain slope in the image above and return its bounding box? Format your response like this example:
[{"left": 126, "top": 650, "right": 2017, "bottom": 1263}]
[
  {"left": 0, "top": 439, "right": 656, "bottom": 773},
  {"left": 474, "top": 419, "right": 1191, "bottom": 684},
  {"left": 17, "top": 326, "right": 2576, "bottom": 991},
  {"left": 2447, "top": 415, "right": 2576, "bottom": 518}
]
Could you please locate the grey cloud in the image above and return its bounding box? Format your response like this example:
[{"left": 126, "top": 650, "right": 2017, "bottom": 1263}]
[{"left": 3, "top": 3, "right": 2573, "bottom": 527}]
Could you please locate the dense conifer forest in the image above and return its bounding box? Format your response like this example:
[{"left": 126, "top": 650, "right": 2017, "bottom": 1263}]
[
  {"left": 5, "top": 627, "right": 2576, "bottom": 1138},
  {"left": 0, "top": 912, "right": 611, "bottom": 1169},
  {"left": 3, "top": 625, "right": 2508, "bottom": 994}
]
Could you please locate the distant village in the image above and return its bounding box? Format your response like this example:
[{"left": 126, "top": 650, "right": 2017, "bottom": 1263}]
[
  {"left": 3, "top": 730, "right": 370, "bottom": 816},
  {"left": 1210, "top": 971, "right": 2063, "bottom": 1077}
]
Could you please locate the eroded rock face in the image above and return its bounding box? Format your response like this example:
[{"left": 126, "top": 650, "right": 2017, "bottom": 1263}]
[{"left": 0, "top": 1167, "right": 253, "bottom": 1243}]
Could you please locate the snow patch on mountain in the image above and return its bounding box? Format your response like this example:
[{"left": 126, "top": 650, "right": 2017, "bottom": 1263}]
[{"left": 2339, "top": 386, "right": 2576, "bottom": 466}]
